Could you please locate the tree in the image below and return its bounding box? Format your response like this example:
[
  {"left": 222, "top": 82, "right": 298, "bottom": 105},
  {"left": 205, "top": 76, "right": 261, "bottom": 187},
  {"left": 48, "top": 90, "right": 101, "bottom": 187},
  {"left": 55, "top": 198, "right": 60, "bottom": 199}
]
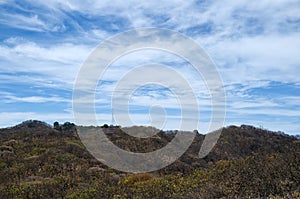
[{"left": 53, "top": 121, "right": 60, "bottom": 130}]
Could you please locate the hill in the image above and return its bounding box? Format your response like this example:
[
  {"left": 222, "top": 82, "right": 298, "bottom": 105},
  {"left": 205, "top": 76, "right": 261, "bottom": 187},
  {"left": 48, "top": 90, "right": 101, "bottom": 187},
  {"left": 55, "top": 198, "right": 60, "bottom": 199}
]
[{"left": 0, "top": 120, "right": 299, "bottom": 198}]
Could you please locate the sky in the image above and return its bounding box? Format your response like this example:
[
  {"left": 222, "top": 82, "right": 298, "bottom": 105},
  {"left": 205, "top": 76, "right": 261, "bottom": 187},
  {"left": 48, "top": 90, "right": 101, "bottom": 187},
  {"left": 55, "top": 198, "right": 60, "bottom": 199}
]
[{"left": 0, "top": 0, "right": 299, "bottom": 134}]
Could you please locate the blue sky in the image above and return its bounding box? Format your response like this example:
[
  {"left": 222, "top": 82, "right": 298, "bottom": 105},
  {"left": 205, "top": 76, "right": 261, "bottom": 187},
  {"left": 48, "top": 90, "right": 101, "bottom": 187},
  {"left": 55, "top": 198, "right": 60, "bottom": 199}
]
[{"left": 0, "top": 0, "right": 300, "bottom": 134}]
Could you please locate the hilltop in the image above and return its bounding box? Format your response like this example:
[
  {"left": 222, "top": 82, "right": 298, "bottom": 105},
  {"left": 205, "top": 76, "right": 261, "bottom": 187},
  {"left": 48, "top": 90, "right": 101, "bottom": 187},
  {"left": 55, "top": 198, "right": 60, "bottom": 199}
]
[{"left": 0, "top": 120, "right": 299, "bottom": 198}]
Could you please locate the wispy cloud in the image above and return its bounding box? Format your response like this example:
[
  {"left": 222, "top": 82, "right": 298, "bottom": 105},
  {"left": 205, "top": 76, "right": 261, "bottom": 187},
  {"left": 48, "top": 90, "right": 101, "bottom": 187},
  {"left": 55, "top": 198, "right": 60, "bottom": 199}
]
[
  {"left": 0, "top": 92, "right": 69, "bottom": 103},
  {"left": 0, "top": 0, "right": 299, "bottom": 134},
  {"left": 0, "top": 38, "right": 92, "bottom": 89}
]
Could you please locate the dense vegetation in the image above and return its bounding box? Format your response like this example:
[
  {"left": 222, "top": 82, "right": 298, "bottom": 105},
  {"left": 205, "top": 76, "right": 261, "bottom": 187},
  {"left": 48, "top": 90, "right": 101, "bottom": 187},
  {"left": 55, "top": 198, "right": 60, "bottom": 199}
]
[{"left": 0, "top": 120, "right": 299, "bottom": 198}]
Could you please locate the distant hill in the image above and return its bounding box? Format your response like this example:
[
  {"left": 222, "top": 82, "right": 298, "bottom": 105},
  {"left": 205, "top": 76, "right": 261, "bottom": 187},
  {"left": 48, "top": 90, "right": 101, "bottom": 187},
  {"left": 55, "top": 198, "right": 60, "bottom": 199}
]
[
  {"left": 0, "top": 120, "right": 53, "bottom": 135},
  {"left": 0, "top": 120, "right": 299, "bottom": 198},
  {"left": 100, "top": 124, "right": 298, "bottom": 173}
]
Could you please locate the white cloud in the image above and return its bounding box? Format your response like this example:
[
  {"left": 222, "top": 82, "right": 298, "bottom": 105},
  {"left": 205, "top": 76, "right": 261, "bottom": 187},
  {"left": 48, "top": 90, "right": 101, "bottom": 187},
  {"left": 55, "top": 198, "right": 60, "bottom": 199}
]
[
  {"left": 2, "top": 0, "right": 299, "bottom": 87},
  {"left": 206, "top": 33, "right": 300, "bottom": 84},
  {"left": 0, "top": 92, "right": 69, "bottom": 103},
  {"left": 0, "top": 0, "right": 299, "bottom": 133},
  {"left": 0, "top": 0, "right": 8, "bottom": 5},
  {"left": 0, "top": 39, "right": 93, "bottom": 89},
  {"left": 0, "top": 12, "right": 58, "bottom": 32},
  {"left": 230, "top": 101, "right": 279, "bottom": 109},
  {"left": 279, "top": 96, "right": 300, "bottom": 106},
  {"left": 0, "top": 40, "right": 91, "bottom": 65}
]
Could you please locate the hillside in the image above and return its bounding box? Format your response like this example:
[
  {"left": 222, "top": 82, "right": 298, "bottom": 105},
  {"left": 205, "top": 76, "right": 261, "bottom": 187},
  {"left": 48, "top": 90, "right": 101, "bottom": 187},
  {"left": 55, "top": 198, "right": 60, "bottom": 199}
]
[{"left": 0, "top": 120, "right": 299, "bottom": 198}]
